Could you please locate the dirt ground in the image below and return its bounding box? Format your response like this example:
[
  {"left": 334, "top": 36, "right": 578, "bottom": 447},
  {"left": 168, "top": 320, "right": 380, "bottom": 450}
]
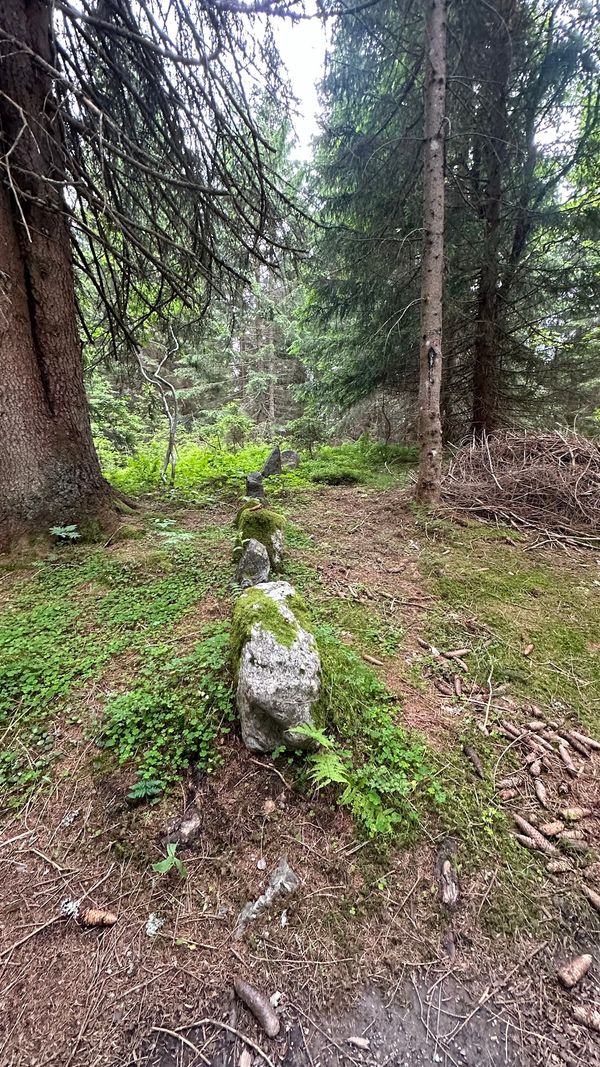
[{"left": 1, "top": 486, "right": 599, "bottom": 1067}]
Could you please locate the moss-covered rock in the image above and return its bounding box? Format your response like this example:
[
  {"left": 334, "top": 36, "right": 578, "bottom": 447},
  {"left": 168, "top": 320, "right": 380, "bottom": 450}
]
[
  {"left": 236, "top": 505, "right": 285, "bottom": 569},
  {"left": 233, "top": 581, "right": 320, "bottom": 752}
]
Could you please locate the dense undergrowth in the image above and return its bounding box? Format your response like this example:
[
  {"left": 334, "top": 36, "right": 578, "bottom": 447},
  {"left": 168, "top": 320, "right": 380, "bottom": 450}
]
[{"left": 103, "top": 434, "right": 417, "bottom": 499}]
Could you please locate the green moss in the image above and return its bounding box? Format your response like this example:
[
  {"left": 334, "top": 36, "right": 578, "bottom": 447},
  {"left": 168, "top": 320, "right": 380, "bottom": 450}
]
[
  {"left": 420, "top": 532, "right": 600, "bottom": 733},
  {"left": 111, "top": 523, "right": 146, "bottom": 543},
  {"left": 236, "top": 505, "right": 285, "bottom": 567},
  {"left": 231, "top": 585, "right": 310, "bottom": 665}
]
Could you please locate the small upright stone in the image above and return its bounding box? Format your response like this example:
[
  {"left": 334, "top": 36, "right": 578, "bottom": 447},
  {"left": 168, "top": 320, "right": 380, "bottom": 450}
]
[
  {"left": 261, "top": 446, "right": 282, "bottom": 478},
  {"left": 281, "top": 449, "right": 300, "bottom": 470},
  {"left": 245, "top": 472, "right": 265, "bottom": 499},
  {"left": 236, "top": 538, "right": 270, "bottom": 589}
]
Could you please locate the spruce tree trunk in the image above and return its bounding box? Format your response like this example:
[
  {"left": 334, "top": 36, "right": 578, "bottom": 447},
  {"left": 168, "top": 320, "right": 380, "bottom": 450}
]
[
  {"left": 416, "top": 0, "right": 447, "bottom": 504},
  {"left": 0, "top": 0, "right": 112, "bottom": 548},
  {"left": 471, "top": 0, "right": 513, "bottom": 436}
]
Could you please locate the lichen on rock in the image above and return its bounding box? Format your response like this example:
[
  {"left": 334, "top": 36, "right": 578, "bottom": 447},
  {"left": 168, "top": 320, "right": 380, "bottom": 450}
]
[{"left": 233, "top": 581, "right": 320, "bottom": 753}]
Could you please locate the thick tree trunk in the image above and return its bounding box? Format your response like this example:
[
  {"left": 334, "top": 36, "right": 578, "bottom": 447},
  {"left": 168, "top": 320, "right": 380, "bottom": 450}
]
[
  {"left": 471, "top": 0, "right": 514, "bottom": 436},
  {"left": 416, "top": 0, "right": 447, "bottom": 505},
  {"left": 0, "top": 0, "right": 113, "bottom": 549}
]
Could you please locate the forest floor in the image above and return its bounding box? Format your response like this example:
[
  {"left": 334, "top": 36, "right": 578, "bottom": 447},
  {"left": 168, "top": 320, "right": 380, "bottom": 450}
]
[{"left": 1, "top": 465, "right": 599, "bottom": 1067}]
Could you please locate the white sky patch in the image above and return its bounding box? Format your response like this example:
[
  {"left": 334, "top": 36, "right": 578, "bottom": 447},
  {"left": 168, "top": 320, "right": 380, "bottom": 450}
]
[{"left": 273, "top": 7, "right": 327, "bottom": 159}]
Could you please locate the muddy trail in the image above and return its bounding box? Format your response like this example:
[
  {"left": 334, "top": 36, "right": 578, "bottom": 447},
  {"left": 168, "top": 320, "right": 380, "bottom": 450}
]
[{"left": 1, "top": 485, "right": 599, "bottom": 1067}]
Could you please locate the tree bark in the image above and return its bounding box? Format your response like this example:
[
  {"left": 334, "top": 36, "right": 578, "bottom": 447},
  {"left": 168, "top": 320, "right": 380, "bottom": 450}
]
[
  {"left": 416, "top": 0, "right": 447, "bottom": 505},
  {"left": 0, "top": 0, "right": 113, "bottom": 549}
]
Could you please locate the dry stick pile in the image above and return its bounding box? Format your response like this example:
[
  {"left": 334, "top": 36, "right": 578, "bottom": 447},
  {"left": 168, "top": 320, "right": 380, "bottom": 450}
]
[{"left": 443, "top": 431, "right": 600, "bottom": 548}]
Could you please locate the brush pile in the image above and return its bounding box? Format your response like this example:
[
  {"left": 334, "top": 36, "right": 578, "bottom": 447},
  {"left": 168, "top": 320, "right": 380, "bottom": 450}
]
[{"left": 443, "top": 431, "right": 600, "bottom": 547}]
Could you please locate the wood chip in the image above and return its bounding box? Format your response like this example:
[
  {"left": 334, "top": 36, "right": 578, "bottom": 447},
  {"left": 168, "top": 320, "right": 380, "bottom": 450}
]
[
  {"left": 347, "top": 1036, "right": 370, "bottom": 1050},
  {"left": 558, "top": 954, "right": 592, "bottom": 989},
  {"left": 362, "top": 653, "right": 384, "bottom": 666},
  {"left": 522, "top": 643, "right": 534, "bottom": 656},
  {"left": 440, "top": 859, "right": 459, "bottom": 907}
]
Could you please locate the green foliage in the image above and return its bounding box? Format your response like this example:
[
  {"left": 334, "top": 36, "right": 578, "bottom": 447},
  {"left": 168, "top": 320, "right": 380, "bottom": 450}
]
[
  {"left": 210, "top": 403, "right": 254, "bottom": 449},
  {"left": 286, "top": 407, "right": 328, "bottom": 456},
  {"left": 49, "top": 524, "right": 81, "bottom": 542},
  {"left": 107, "top": 433, "right": 272, "bottom": 498},
  {"left": 0, "top": 535, "right": 230, "bottom": 808},
  {"left": 152, "top": 842, "right": 188, "bottom": 878},
  {"left": 102, "top": 434, "right": 416, "bottom": 500},
  {"left": 301, "top": 0, "right": 600, "bottom": 434},
  {"left": 99, "top": 625, "right": 233, "bottom": 797},
  {"left": 305, "top": 627, "right": 443, "bottom": 840}
]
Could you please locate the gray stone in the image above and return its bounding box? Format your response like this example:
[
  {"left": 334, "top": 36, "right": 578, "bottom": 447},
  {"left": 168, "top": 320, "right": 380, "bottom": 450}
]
[
  {"left": 246, "top": 471, "right": 265, "bottom": 499},
  {"left": 236, "top": 538, "right": 270, "bottom": 589},
  {"left": 235, "top": 581, "right": 320, "bottom": 754},
  {"left": 281, "top": 449, "right": 300, "bottom": 470},
  {"left": 234, "top": 855, "right": 300, "bottom": 938},
  {"left": 261, "top": 446, "right": 282, "bottom": 478}
]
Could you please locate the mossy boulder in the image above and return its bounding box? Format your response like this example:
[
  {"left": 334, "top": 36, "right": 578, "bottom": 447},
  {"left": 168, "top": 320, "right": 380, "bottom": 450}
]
[
  {"left": 236, "top": 505, "right": 285, "bottom": 569},
  {"left": 233, "top": 581, "right": 320, "bottom": 753}
]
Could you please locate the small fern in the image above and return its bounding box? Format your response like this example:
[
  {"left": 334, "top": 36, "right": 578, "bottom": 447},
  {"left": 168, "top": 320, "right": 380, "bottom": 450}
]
[{"left": 49, "top": 524, "right": 80, "bottom": 541}]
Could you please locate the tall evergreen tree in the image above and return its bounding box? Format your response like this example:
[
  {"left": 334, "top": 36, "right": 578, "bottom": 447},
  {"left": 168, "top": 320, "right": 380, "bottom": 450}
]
[{"left": 0, "top": 0, "right": 297, "bottom": 546}]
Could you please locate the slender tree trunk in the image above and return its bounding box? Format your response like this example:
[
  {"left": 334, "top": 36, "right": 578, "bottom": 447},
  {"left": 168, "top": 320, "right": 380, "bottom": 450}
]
[
  {"left": 416, "top": 0, "right": 447, "bottom": 504},
  {"left": 471, "top": 0, "right": 514, "bottom": 436},
  {"left": 0, "top": 0, "right": 113, "bottom": 549}
]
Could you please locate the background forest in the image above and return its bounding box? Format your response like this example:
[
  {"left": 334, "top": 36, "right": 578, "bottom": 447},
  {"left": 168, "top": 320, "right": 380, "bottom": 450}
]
[{"left": 86, "top": 0, "right": 600, "bottom": 493}]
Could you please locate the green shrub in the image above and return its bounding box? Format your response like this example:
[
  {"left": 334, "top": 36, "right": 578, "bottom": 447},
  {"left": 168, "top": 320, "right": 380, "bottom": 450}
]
[
  {"left": 301, "top": 627, "right": 443, "bottom": 839},
  {"left": 99, "top": 624, "right": 233, "bottom": 797}
]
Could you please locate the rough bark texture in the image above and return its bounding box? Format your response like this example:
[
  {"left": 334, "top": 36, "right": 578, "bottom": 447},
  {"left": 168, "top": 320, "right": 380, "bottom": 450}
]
[
  {"left": 0, "top": 0, "right": 112, "bottom": 549},
  {"left": 416, "top": 0, "right": 447, "bottom": 505},
  {"left": 471, "top": 1, "right": 514, "bottom": 436}
]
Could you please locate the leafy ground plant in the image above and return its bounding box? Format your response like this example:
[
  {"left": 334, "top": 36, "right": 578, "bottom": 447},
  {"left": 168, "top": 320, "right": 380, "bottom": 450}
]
[
  {"left": 300, "top": 627, "right": 444, "bottom": 840},
  {"left": 99, "top": 623, "right": 233, "bottom": 799},
  {"left": 152, "top": 842, "right": 188, "bottom": 878}
]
